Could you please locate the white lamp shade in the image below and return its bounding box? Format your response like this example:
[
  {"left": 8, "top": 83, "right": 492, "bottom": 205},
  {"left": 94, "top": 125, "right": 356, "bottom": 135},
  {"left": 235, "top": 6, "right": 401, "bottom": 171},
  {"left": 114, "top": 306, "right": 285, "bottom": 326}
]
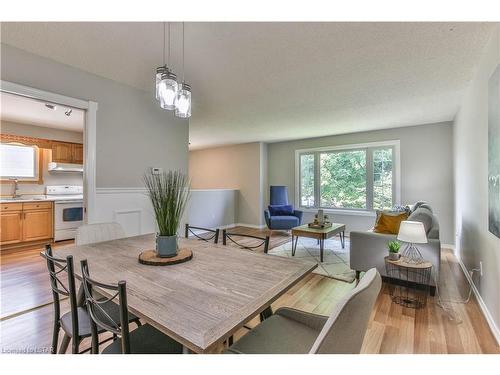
[{"left": 397, "top": 221, "right": 428, "bottom": 244}]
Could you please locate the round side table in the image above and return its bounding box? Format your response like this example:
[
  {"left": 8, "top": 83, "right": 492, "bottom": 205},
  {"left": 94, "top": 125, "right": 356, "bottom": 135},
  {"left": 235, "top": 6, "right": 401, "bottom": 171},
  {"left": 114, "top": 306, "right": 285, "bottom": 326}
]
[{"left": 384, "top": 256, "right": 432, "bottom": 309}]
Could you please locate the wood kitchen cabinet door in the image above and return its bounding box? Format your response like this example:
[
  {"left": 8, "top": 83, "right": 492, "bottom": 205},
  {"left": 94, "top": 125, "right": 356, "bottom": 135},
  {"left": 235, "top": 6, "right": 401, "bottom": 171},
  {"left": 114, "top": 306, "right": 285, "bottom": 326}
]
[
  {"left": 0, "top": 211, "right": 23, "bottom": 245},
  {"left": 22, "top": 209, "right": 53, "bottom": 242},
  {"left": 51, "top": 141, "right": 74, "bottom": 163},
  {"left": 72, "top": 143, "right": 84, "bottom": 164}
]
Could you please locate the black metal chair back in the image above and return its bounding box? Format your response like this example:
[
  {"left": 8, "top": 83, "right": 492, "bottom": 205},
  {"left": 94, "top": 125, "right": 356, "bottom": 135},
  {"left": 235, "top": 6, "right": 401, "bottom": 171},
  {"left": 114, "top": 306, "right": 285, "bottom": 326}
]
[
  {"left": 80, "top": 259, "right": 131, "bottom": 354},
  {"left": 222, "top": 229, "right": 270, "bottom": 254},
  {"left": 185, "top": 223, "right": 220, "bottom": 243},
  {"left": 40, "top": 244, "right": 80, "bottom": 353}
]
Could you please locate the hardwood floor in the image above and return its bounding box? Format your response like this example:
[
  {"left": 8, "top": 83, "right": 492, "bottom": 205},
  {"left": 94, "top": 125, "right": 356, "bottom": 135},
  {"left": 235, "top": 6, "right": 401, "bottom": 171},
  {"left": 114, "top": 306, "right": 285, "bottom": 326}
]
[
  {"left": 0, "top": 228, "right": 498, "bottom": 354},
  {"left": 0, "top": 240, "right": 73, "bottom": 319}
]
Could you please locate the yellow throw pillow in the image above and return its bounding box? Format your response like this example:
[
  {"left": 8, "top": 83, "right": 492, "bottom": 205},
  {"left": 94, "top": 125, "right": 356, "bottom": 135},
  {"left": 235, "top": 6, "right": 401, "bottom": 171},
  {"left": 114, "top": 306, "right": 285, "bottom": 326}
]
[{"left": 373, "top": 212, "right": 409, "bottom": 234}]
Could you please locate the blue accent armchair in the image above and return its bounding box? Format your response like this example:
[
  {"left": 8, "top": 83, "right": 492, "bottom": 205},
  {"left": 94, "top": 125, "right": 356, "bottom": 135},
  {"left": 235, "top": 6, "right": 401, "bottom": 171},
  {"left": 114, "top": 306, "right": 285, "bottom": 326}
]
[{"left": 264, "top": 186, "right": 303, "bottom": 230}]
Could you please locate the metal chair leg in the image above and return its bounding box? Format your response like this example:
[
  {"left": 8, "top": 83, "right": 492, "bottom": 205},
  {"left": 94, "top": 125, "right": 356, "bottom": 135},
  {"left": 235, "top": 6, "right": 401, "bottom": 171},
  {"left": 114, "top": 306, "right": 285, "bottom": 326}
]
[
  {"left": 71, "top": 338, "right": 80, "bottom": 354},
  {"left": 259, "top": 306, "right": 273, "bottom": 322},
  {"left": 58, "top": 333, "right": 71, "bottom": 354},
  {"left": 51, "top": 321, "right": 60, "bottom": 354}
]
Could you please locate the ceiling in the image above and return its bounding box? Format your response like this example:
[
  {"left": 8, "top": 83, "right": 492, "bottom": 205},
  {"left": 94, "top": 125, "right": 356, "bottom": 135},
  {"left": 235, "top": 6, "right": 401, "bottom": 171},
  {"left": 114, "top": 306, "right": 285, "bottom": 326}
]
[
  {"left": 0, "top": 22, "right": 495, "bottom": 149},
  {"left": 0, "top": 91, "right": 85, "bottom": 132}
]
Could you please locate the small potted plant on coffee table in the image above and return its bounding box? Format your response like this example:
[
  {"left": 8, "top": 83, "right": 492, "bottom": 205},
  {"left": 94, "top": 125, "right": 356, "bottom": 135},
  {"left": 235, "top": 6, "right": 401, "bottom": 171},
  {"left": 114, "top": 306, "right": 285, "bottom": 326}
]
[{"left": 388, "top": 240, "right": 401, "bottom": 261}]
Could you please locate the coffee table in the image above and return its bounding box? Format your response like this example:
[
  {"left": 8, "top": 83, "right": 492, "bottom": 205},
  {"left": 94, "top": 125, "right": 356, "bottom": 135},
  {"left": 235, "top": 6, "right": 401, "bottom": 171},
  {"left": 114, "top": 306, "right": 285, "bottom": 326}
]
[{"left": 291, "top": 223, "right": 346, "bottom": 262}]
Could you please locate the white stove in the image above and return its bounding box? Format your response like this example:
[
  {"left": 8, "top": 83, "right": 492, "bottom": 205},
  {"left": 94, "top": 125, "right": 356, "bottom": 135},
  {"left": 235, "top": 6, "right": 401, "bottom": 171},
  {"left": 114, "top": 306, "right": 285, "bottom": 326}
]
[{"left": 46, "top": 185, "right": 83, "bottom": 241}]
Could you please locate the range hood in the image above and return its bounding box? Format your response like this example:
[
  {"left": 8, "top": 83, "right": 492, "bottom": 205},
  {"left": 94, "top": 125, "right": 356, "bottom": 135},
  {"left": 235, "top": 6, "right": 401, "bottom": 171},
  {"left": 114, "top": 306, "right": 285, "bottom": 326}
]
[{"left": 48, "top": 162, "right": 83, "bottom": 173}]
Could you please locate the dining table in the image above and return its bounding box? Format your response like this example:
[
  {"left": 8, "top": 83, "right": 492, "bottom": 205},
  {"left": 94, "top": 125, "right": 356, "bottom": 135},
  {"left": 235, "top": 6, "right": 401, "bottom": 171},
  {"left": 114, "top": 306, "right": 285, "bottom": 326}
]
[{"left": 55, "top": 233, "right": 317, "bottom": 353}]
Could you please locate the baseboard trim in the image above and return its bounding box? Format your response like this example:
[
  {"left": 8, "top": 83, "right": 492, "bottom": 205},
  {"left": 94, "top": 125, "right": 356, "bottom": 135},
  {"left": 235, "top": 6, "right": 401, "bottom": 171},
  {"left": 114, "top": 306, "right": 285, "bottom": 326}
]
[
  {"left": 455, "top": 251, "right": 500, "bottom": 346},
  {"left": 235, "top": 223, "right": 266, "bottom": 229}
]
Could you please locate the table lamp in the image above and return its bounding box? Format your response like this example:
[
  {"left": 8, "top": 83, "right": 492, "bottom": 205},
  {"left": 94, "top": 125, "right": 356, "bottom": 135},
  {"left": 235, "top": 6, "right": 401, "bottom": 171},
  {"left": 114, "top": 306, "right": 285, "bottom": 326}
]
[{"left": 397, "top": 221, "right": 427, "bottom": 264}]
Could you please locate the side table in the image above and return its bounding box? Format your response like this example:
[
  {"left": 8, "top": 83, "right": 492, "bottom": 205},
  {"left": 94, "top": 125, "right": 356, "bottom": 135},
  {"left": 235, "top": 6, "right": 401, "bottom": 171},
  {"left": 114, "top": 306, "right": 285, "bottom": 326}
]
[{"left": 384, "top": 256, "right": 432, "bottom": 309}]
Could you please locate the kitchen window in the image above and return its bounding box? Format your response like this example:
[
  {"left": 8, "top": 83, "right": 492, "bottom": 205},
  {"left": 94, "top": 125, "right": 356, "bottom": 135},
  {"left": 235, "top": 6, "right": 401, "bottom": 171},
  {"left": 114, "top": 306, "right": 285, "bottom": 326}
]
[
  {"left": 0, "top": 143, "right": 42, "bottom": 183},
  {"left": 296, "top": 141, "right": 400, "bottom": 213}
]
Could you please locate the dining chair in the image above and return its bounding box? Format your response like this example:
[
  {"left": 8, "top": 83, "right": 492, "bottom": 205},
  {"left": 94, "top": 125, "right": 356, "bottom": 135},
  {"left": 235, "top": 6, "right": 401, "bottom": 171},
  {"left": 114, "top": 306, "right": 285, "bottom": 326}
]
[
  {"left": 185, "top": 223, "right": 220, "bottom": 243},
  {"left": 41, "top": 245, "right": 141, "bottom": 354},
  {"left": 225, "top": 268, "right": 382, "bottom": 354},
  {"left": 222, "top": 229, "right": 270, "bottom": 254},
  {"left": 75, "top": 222, "right": 126, "bottom": 246},
  {"left": 80, "top": 259, "right": 184, "bottom": 354}
]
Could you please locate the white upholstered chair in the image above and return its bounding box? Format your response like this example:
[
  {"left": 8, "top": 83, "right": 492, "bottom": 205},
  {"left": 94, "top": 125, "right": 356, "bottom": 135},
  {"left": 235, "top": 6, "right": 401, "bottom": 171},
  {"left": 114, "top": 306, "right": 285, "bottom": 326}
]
[{"left": 75, "top": 222, "right": 126, "bottom": 246}]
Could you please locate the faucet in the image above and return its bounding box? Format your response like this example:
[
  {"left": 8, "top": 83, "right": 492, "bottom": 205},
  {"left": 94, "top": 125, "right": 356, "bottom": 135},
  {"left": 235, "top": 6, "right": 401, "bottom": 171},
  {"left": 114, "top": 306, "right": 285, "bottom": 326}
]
[{"left": 10, "top": 179, "right": 20, "bottom": 198}]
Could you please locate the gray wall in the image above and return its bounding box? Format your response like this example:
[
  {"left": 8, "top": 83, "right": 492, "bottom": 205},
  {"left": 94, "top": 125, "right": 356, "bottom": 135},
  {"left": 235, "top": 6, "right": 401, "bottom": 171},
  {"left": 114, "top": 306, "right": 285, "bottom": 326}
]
[
  {"left": 454, "top": 25, "right": 500, "bottom": 338},
  {"left": 267, "top": 122, "right": 455, "bottom": 244},
  {"left": 188, "top": 189, "right": 238, "bottom": 229},
  {"left": 1, "top": 44, "right": 189, "bottom": 187}
]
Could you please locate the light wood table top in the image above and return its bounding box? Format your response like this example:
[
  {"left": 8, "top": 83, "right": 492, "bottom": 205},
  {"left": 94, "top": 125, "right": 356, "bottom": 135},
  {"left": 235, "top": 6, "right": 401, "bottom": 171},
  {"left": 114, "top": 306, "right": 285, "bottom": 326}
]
[
  {"left": 292, "top": 223, "right": 345, "bottom": 236},
  {"left": 56, "top": 234, "right": 316, "bottom": 353}
]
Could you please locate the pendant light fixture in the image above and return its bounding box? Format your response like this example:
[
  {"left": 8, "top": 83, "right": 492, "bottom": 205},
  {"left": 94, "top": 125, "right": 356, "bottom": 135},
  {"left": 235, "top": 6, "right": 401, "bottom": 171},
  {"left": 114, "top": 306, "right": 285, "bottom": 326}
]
[
  {"left": 156, "top": 22, "right": 178, "bottom": 110},
  {"left": 155, "top": 23, "right": 166, "bottom": 100},
  {"left": 175, "top": 22, "right": 192, "bottom": 119}
]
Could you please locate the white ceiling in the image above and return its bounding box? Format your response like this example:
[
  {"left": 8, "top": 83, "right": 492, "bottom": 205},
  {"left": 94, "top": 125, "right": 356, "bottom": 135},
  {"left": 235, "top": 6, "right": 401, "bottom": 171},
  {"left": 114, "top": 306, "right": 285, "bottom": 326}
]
[
  {"left": 0, "top": 22, "right": 495, "bottom": 149},
  {"left": 0, "top": 91, "right": 85, "bottom": 132}
]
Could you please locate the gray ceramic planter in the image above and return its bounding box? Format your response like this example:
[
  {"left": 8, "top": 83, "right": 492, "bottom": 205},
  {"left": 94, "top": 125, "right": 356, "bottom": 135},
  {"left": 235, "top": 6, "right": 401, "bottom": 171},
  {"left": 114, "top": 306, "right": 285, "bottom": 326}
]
[
  {"left": 388, "top": 252, "right": 400, "bottom": 261},
  {"left": 156, "top": 234, "right": 178, "bottom": 258}
]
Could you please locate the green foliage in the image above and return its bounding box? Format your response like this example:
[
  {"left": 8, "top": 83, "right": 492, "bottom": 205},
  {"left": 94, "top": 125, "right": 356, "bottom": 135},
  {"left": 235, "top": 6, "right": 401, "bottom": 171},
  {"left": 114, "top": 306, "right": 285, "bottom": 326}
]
[
  {"left": 373, "top": 148, "right": 393, "bottom": 210},
  {"left": 320, "top": 150, "right": 366, "bottom": 209},
  {"left": 143, "top": 170, "right": 190, "bottom": 236},
  {"left": 300, "top": 147, "right": 393, "bottom": 210},
  {"left": 300, "top": 154, "right": 315, "bottom": 206},
  {"left": 388, "top": 240, "right": 401, "bottom": 253}
]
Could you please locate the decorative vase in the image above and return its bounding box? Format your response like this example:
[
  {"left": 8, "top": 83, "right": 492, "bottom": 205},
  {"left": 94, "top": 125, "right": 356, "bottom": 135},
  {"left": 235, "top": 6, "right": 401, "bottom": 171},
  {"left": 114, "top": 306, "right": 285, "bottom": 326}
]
[
  {"left": 156, "top": 234, "right": 178, "bottom": 258},
  {"left": 389, "top": 252, "right": 400, "bottom": 261}
]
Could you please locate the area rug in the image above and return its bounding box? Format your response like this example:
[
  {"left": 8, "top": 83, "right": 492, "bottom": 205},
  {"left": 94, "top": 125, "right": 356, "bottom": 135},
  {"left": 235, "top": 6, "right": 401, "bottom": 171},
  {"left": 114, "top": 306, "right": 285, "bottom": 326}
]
[{"left": 268, "top": 236, "right": 357, "bottom": 283}]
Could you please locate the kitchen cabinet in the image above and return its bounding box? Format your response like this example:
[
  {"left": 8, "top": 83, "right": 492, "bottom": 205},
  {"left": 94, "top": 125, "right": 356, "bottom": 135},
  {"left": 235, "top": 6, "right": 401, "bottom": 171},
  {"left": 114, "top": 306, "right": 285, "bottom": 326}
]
[
  {"left": 72, "top": 143, "right": 84, "bottom": 164},
  {"left": 51, "top": 141, "right": 83, "bottom": 164},
  {"left": 0, "top": 203, "right": 23, "bottom": 245},
  {"left": 0, "top": 201, "right": 53, "bottom": 249}
]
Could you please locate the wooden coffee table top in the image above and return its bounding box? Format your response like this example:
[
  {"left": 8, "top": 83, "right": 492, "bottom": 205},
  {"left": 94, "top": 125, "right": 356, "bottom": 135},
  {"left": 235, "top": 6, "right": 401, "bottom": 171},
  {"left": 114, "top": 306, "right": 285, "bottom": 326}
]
[{"left": 292, "top": 223, "right": 345, "bottom": 235}]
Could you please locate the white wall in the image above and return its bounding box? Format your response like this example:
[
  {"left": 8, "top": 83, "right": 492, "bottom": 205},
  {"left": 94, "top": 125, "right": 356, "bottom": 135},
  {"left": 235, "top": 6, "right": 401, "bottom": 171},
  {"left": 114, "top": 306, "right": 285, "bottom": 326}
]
[
  {"left": 453, "top": 25, "right": 500, "bottom": 343},
  {"left": 268, "top": 122, "right": 455, "bottom": 243}
]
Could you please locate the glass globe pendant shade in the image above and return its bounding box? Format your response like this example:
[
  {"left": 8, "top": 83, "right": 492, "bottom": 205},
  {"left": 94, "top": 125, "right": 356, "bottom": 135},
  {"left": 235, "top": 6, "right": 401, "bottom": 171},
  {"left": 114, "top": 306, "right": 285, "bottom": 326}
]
[
  {"left": 155, "top": 66, "right": 167, "bottom": 100},
  {"left": 159, "top": 70, "right": 178, "bottom": 110},
  {"left": 174, "top": 82, "right": 192, "bottom": 118}
]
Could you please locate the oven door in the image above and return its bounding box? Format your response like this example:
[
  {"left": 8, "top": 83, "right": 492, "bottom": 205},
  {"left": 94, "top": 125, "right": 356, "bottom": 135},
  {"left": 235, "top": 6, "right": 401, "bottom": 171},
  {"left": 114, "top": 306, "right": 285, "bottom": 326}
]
[{"left": 54, "top": 201, "right": 84, "bottom": 230}]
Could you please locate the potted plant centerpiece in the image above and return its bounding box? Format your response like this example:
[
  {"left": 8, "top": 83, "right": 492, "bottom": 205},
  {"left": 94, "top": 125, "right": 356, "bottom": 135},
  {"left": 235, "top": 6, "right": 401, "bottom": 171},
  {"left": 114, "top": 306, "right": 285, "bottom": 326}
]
[
  {"left": 388, "top": 240, "right": 401, "bottom": 261},
  {"left": 144, "top": 169, "right": 190, "bottom": 258}
]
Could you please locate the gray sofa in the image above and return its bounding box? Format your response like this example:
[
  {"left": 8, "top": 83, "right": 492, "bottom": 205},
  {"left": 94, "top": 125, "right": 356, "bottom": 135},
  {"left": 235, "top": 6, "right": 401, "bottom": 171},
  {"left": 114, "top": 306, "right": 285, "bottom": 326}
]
[{"left": 350, "top": 203, "right": 441, "bottom": 287}]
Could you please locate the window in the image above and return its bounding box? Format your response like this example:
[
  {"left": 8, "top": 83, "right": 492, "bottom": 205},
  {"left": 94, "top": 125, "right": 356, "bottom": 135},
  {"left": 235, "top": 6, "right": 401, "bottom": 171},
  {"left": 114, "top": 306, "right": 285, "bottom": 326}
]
[
  {"left": 296, "top": 141, "right": 399, "bottom": 212},
  {"left": 0, "top": 143, "right": 40, "bottom": 181}
]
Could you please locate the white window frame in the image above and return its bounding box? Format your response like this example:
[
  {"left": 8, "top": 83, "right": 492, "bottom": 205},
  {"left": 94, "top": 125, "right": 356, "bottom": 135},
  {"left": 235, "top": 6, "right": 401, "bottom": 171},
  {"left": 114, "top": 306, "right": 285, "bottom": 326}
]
[
  {"left": 294, "top": 140, "right": 401, "bottom": 216},
  {"left": 0, "top": 142, "right": 41, "bottom": 182}
]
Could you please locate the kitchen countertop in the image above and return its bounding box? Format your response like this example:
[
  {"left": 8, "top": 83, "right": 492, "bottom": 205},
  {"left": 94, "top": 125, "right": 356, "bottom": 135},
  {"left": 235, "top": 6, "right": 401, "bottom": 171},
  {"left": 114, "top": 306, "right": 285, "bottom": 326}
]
[{"left": 0, "top": 196, "right": 57, "bottom": 203}]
